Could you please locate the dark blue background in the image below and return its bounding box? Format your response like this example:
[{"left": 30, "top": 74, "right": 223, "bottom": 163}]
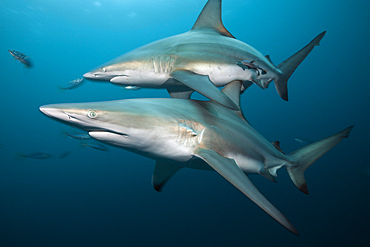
[{"left": 1, "top": 0, "right": 369, "bottom": 246}]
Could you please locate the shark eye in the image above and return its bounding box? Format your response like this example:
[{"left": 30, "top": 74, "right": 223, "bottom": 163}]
[{"left": 87, "top": 110, "right": 97, "bottom": 118}]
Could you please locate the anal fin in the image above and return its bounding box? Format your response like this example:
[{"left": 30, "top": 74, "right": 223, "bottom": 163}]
[{"left": 260, "top": 168, "right": 277, "bottom": 182}]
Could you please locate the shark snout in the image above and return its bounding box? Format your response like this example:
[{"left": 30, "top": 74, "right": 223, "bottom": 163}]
[
  {"left": 39, "top": 106, "right": 58, "bottom": 118},
  {"left": 83, "top": 72, "right": 95, "bottom": 79},
  {"left": 39, "top": 105, "right": 69, "bottom": 121},
  {"left": 83, "top": 72, "right": 103, "bottom": 80},
  {"left": 39, "top": 105, "right": 74, "bottom": 122}
]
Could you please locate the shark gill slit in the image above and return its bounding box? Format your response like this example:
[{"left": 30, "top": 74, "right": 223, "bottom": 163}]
[
  {"left": 176, "top": 120, "right": 204, "bottom": 147},
  {"left": 159, "top": 56, "right": 164, "bottom": 73},
  {"left": 151, "top": 56, "right": 176, "bottom": 74}
]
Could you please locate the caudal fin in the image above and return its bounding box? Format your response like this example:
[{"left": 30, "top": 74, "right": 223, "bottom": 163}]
[
  {"left": 275, "top": 31, "right": 326, "bottom": 101},
  {"left": 286, "top": 125, "right": 354, "bottom": 194}
]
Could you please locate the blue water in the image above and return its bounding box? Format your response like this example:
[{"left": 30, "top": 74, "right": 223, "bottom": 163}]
[{"left": 1, "top": 0, "right": 369, "bottom": 246}]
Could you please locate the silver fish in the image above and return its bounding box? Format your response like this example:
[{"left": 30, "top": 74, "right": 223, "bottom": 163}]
[
  {"left": 9, "top": 50, "right": 33, "bottom": 68},
  {"left": 57, "top": 78, "right": 84, "bottom": 90},
  {"left": 15, "top": 152, "right": 54, "bottom": 159}
]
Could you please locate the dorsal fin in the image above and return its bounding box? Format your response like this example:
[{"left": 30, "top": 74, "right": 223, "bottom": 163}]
[
  {"left": 191, "top": 0, "right": 235, "bottom": 38},
  {"left": 271, "top": 141, "right": 285, "bottom": 154}
]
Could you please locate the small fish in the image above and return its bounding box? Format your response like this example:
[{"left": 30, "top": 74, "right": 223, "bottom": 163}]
[
  {"left": 295, "top": 138, "right": 313, "bottom": 146},
  {"left": 57, "top": 78, "right": 84, "bottom": 90},
  {"left": 9, "top": 50, "right": 33, "bottom": 68},
  {"left": 81, "top": 143, "right": 109, "bottom": 151},
  {"left": 58, "top": 151, "right": 72, "bottom": 159},
  {"left": 15, "top": 152, "right": 54, "bottom": 159},
  {"left": 124, "top": 86, "right": 140, "bottom": 90},
  {"left": 63, "top": 132, "right": 91, "bottom": 140}
]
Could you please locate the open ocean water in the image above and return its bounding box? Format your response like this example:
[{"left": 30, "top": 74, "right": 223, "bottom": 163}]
[{"left": 0, "top": 0, "right": 369, "bottom": 246}]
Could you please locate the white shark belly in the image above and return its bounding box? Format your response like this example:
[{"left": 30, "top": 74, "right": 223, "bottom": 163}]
[
  {"left": 207, "top": 65, "right": 255, "bottom": 86},
  {"left": 231, "top": 155, "right": 265, "bottom": 174},
  {"left": 149, "top": 142, "right": 194, "bottom": 162},
  {"left": 232, "top": 153, "right": 290, "bottom": 177}
]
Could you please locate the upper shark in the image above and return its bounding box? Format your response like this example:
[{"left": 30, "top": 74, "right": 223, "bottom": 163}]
[
  {"left": 83, "top": 0, "right": 325, "bottom": 110},
  {"left": 39, "top": 81, "right": 353, "bottom": 234}
]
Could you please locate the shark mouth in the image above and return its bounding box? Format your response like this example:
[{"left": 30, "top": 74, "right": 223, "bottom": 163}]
[
  {"left": 89, "top": 130, "right": 128, "bottom": 137},
  {"left": 88, "top": 131, "right": 129, "bottom": 145},
  {"left": 83, "top": 71, "right": 127, "bottom": 81},
  {"left": 83, "top": 72, "right": 130, "bottom": 84}
]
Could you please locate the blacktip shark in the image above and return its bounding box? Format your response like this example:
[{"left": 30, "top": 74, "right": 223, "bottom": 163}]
[
  {"left": 83, "top": 0, "right": 325, "bottom": 110},
  {"left": 39, "top": 81, "right": 353, "bottom": 234}
]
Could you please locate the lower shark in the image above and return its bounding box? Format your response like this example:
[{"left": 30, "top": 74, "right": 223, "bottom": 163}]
[
  {"left": 83, "top": 0, "right": 325, "bottom": 110},
  {"left": 39, "top": 81, "right": 353, "bottom": 234}
]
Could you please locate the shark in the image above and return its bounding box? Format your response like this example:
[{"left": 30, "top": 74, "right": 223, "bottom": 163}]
[
  {"left": 40, "top": 81, "right": 353, "bottom": 234},
  {"left": 83, "top": 0, "right": 325, "bottom": 110}
]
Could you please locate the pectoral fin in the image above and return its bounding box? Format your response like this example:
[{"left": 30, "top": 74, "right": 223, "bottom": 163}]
[
  {"left": 171, "top": 70, "right": 239, "bottom": 110},
  {"left": 194, "top": 147, "right": 298, "bottom": 234},
  {"left": 152, "top": 160, "right": 183, "bottom": 192}
]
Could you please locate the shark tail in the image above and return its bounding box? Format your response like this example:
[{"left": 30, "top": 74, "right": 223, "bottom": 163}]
[
  {"left": 274, "top": 31, "right": 326, "bottom": 101},
  {"left": 286, "top": 125, "right": 354, "bottom": 194}
]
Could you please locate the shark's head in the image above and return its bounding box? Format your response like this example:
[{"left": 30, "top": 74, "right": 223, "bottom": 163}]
[
  {"left": 39, "top": 100, "right": 169, "bottom": 150},
  {"left": 83, "top": 52, "right": 168, "bottom": 86},
  {"left": 83, "top": 55, "right": 129, "bottom": 82},
  {"left": 39, "top": 99, "right": 193, "bottom": 160}
]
